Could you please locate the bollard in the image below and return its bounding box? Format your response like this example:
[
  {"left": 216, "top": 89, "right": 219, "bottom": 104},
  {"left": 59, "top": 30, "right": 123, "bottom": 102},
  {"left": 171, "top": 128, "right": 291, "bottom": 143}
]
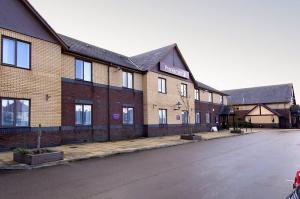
[{"left": 37, "top": 124, "right": 42, "bottom": 153}]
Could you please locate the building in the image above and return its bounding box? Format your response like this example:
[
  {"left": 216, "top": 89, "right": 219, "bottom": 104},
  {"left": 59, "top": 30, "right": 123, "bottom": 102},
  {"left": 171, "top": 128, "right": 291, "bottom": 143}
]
[
  {"left": 0, "top": 0, "right": 228, "bottom": 150},
  {"left": 223, "top": 84, "right": 297, "bottom": 128}
]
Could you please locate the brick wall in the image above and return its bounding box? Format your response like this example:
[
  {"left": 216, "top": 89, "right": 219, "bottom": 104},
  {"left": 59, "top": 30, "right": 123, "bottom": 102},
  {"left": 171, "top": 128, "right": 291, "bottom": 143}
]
[
  {"left": 0, "top": 28, "right": 62, "bottom": 127},
  {"left": 61, "top": 79, "right": 144, "bottom": 142}
]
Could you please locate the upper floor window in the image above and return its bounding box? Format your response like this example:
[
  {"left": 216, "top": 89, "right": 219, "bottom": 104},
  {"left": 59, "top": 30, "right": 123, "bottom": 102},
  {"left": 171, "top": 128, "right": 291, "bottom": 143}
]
[
  {"left": 220, "top": 96, "right": 224, "bottom": 104},
  {"left": 1, "top": 37, "right": 30, "bottom": 69},
  {"left": 75, "top": 59, "right": 92, "bottom": 82},
  {"left": 181, "top": 83, "right": 187, "bottom": 97},
  {"left": 159, "top": 109, "right": 167, "bottom": 124},
  {"left": 1, "top": 98, "right": 30, "bottom": 127},
  {"left": 122, "top": 71, "right": 133, "bottom": 89},
  {"left": 75, "top": 104, "right": 92, "bottom": 126},
  {"left": 208, "top": 92, "right": 213, "bottom": 102},
  {"left": 182, "top": 111, "right": 188, "bottom": 124},
  {"left": 123, "top": 107, "right": 134, "bottom": 125},
  {"left": 158, "top": 78, "right": 166, "bottom": 93},
  {"left": 195, "top": 112, "right": 201, "bottom": 124},
  {"left": 195, "top": 89, "right": 200, "bottom": 100}
]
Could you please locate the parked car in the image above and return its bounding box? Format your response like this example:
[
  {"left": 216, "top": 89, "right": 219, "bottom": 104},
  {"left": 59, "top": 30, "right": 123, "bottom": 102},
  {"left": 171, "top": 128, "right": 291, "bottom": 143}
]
[{"left": 294, "top": 170, "right": 300, "bottom": 189}]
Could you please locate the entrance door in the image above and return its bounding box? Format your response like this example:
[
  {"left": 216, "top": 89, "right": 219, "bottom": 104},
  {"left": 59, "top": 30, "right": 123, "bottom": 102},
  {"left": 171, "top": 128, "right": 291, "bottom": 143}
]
[{"left": 279, "top": 117, "right": 286, "bottom": 129}]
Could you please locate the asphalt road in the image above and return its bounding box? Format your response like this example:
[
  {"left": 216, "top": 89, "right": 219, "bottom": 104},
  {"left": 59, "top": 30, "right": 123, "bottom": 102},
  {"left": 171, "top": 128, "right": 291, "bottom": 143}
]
[{"left": 1, "top": 130, "right": 300, "bottom": 199}]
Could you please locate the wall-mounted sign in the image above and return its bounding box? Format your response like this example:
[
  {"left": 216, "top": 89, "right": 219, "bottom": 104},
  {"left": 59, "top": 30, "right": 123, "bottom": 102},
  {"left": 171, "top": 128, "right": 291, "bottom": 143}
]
[
  {"left": 112, "top": 113, "right": 120, "bottom": 120},
  {"left": 176, "top": 115, "right": 181, "bottom": 120},
  {"left": 160, "top": 62, "right": 189, "bottom": 79}
]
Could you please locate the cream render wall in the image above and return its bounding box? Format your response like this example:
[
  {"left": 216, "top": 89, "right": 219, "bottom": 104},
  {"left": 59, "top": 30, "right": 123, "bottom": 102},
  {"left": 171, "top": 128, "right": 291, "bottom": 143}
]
[
  {"left": 0, "top": 28, "right": 62, "bottom": 127},
  {"left": 245, "top": 115, "right": 279, "bottom": 124},
  {"left": 213, "top": 93, "right": 222, "bottom": 104},
  {"left": 267, "top": 103, "right": 290, "bottom": 110},
  {"left": 143, "top": 72, "right": 195, "bottom": 125},
  {"left": 260, "top": 106, "right": 273, "bottom": 115},
  {"left": 200, "top": 90, "right": 211, "bottom": 102},
  {"left": 234, "top": 105, "right": 256, "bottom": 111},
  {"left": 235, "top": 103, "right": 291, "bottom": 111},
  {"left": 62, "top": 54, "right": 143, "bottom": 91},
  {"left": 248, "top": 106, "right": 260, "bottom": 115},
  {"left": 223, "top": 96, "right": 228, "bottom": 105}
]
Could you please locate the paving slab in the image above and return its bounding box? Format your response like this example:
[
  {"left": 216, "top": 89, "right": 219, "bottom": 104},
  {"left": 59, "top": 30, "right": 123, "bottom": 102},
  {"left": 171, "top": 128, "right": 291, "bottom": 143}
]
[{"left": 0, "top": 129, "right": 259, "bottom": 170}]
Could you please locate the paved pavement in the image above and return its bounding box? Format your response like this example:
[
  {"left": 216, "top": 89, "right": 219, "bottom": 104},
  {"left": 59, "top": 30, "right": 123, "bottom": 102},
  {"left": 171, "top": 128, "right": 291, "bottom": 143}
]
[
  {"left": 0, "top": 129, "right": 257, "bottom": 169},
  {"left": 0, "top": 129, "right": 299, "bottom": 199}
]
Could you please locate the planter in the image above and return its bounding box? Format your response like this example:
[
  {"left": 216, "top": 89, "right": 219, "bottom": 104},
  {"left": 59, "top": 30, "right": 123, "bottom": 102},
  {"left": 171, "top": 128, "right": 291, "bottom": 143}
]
[
  {"left": 230, "top": 129, "right": 244, "bottom": 134},
  {"left": 180, "top": 134, "right": 202, "bottom": 140},
  {"left": 13, "top": 150, "right": 64, "bottom": 165}
]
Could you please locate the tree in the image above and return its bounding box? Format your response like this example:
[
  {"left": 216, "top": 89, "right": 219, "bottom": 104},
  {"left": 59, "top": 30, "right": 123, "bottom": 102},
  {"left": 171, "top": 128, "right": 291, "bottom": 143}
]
[{"left": 176, "top": 84, "right": 193, "bottom": 135}]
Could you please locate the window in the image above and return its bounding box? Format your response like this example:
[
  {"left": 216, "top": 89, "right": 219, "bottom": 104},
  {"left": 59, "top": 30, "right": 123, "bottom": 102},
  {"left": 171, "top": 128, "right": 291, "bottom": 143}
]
[
  {"left": 75, "top": 104, "right": 92, "bottom": 125},
  {"left": 181, "top": 84, "right": 187, "bottom": 97},
  {"left": 208, "top": 93, "right": 213, "bottom": 102},
  {"left": 158, "top": 78, "right": 166, "bottom": 93},
  {"left": 195, "top": 89, "right": 199, "bottom": 100},
  {"left": 182, "top": 111, "right": 188, "bottom": 124},
  {"left": 123, "top": 107, "right": 134, "bottom": 125},
  {"left": 122, "top": 71, "right": 133, "bottom": 89},
  {"left": 195, "top": 112, "right": 201, "bottom": 124},
  {"left": 1, "top": 99, "right": 29, "bottom": 127},
  {"left": 1, "top": 37, "right": 30, "bottom": 69},
  {"left": 159, "top": 109, "right": 167, "bottom": 124},
  {"left": 75, "top": 59, "right": 92, "bottom": 82},
  {"left": 206, "top": 112, "right": 211, "bottom": 124},
  {"left": 220, "top": 96, "right": 223, "bottom": 104},
  {"left": 215, "top": 115, "right": 219, "bottom": 124}
]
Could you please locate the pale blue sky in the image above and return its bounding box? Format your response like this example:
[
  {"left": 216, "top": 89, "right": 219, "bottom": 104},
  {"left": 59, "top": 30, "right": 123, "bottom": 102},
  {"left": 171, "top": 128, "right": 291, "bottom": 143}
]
[{"left": 30, "top": 0, "right": 300, "bottom": 100}]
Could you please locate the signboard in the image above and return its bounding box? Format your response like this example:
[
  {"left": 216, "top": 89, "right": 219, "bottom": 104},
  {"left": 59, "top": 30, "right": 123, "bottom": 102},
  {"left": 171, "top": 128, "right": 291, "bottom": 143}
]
[
  {"left": 160, "top": 62, "right": 189, "bottom": 79},
  {"left": 112, "top": 113, "right": 120, "bottom": 120}
]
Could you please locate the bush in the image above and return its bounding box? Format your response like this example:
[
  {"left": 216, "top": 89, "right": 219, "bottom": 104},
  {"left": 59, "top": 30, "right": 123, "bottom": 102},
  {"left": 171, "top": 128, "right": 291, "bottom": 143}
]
[
  {"left": 230, "top": 129, "right": 244, "bottom": 134},
  {"left": 13, "top": 148, "right": 54, "bottom": 155}
]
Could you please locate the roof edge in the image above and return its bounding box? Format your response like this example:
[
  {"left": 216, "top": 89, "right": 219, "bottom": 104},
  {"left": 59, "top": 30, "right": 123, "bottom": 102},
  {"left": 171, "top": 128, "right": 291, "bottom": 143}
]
[{"left": 22, "top": 0, "right": 68, "bottom": 49}]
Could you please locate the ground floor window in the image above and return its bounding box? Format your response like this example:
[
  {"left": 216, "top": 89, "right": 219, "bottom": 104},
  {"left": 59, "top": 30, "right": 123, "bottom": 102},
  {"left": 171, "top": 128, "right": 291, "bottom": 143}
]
[
  {"left": 182, "top": 111, "right": 188, "bottom": 124},
  {"left": 195, "top": 112, "right": 201, "bottom": 124},
  {"left": 215, "top": 115, "right": 219, "bottom": 124},
  {"left": 1, "top": 98, "right": 30, "bottom": 127},
  {"left": 206, "top": 112, "right": 211, "bottom": 124},
  {"left": 123, "top": 107, "right": 134, "bottom": 125},
  {"left": 75, "top": 104, "right": 92, "bottom": 125},
  {"left": 159, "top": 109, "right": 167, "bottom": 124}
]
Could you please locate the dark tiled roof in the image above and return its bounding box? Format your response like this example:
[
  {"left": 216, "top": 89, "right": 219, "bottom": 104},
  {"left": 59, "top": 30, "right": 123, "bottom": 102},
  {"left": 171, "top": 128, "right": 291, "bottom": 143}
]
[
  {"left": 196, "top": 81, "right": 227, "bottom": 95},
  {"left": 130, "top": 44, "right": 176, "bottom": 71},
  {"left": 58, "top": 34, "right": 143, "bottom": 71},
  {"left": 219, "top": 105, "right": 233, "bottom": 115},
  {"left": 223, "top": 83, "right": 294, "bottom": 105}
]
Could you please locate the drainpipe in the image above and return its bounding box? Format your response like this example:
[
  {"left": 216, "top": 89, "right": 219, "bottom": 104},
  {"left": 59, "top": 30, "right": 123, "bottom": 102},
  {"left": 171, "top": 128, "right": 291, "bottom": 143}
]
[{"left": 107, "top": 64, "right": 111, "bottom": 141}]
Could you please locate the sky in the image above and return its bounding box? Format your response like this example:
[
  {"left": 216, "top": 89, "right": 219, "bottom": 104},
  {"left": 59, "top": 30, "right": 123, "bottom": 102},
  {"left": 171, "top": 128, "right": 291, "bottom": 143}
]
[{"left": 29, "top": 0, "right": 300, "bottom": 100}]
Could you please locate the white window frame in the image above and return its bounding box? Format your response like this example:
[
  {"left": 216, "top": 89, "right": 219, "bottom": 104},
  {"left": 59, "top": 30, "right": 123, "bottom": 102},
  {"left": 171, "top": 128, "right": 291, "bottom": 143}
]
[
  {"left": 195, "top": 112, "right": 201, "bottom": 124},
  {"left": 182, "top": 111, "right": 188, "bottom": 124},
  {"left": 181, "top": 84, "right": 187, "bottom": 97},
  {"left": 195, "top": 89, "right": 200, "bottom": 100},
  {"left": 158, "top": 78, "right": 166, "bottom": 93},
  {"left": 159, "top": 109, "right": 167, "bottom": 124},
  {"left": 123, "top": 107, "right": 134, "bottom": 125},
  {"left": 122, "top": 71, "right": 133, "bottom": 89}
]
